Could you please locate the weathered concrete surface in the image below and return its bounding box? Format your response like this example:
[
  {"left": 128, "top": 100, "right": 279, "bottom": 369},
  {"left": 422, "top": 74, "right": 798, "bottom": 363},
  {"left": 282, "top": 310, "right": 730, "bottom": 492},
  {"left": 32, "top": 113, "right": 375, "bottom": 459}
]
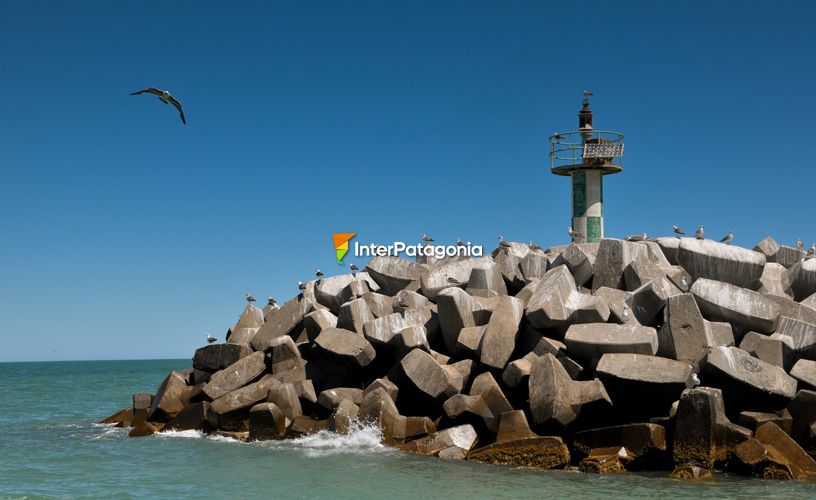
[
  {"left": 738, "top": 410, "right": 793, "bottom": 435},
  {"left": 268, "top": 382, "right": 304, "bottom": 421},
  {"left": 529, "top": 353, "right": 610, "bottom": 427},
  {"left": 192, "top": 344, "right": 252, "bottom": 373},
  {"left": 573, "top": 423, "right": 667, "bottom": 470},
  {"left": 478, "top": 296, "right": 524, "bottom": 370},
  {"left": 578, "top": 447, "right": 628, "bottom": 473},
  {"left": 228, "top": 303, "right": 265, "bottom": 346},
  {"left": 314, "top": 328, "right": 376, "bottom": 367},
  {"left": 469, "top": 372, "right": 513, "bottom": 423},
  {"left": 210, "top": 375, "right": 279, "bottom": 415},
  {"left": 655, "top": 237, "right": 681, "bottom": 265},
  {"left": 755, "top": 422, "right": 816, "bottom": 479},
  {"left": 251, "top": 297, "right": 315, "bottom": 351},
  {"left": 753, "top": 236, "right": 781, "bottom": 263},
  {"left": 658, "top": 294, "right": 710, "bottom": 372},
  {"left": 677, "top": 238, "right": 765, "bottom": 289},
  {"left": 673, "top": 387, "right": 752, "bottom": 468},
  {"left": 519, "top": 250, "right": 549, "bottom": 282},
  {"left": 361, "top": 292, "right": 395, "bottom": 318},
  {"left": 670, "top": 465, "right": 712, "bottom": 479},
  {"left": 401, "top": 424, "right": 479, "bottom": 456},
  {"left": 624, "top": 256, "right": 666, "bottom": 292},
  {"left": 357, "top": 387, "right": 401, "bottom": 438},
  {"left": 553, "top": 244, "right": 595, "bottom": 288},
  {"left": 317, "top": 387, "right": 364, "bottom": 410},
  {"left": 493, "top": 251, "right": 525, "bottom": 292},
  {"left": 328, "top": 399, "right": 359, "bottom": 435},
  {"left": 363, "top": 378, "right": 398, "bottom": 402},
  {"left": 392, "top": 325, "right": 430, "bottom": 357},
  {"left": 266, "top": 335, "right": 305, "bottom": 377},
  {"left": 526, "top": 266, "right": 609, "bottom": 330},
  {"left": 148, "top": 371, "right": 191, "bottom": 421},
  {"left": 336, "top": 298, "right": 374, "bottom": 335},
  {"left": 790, "top": 359, "right": 816, "bottom": 390},
  {"left": 738, "top": 331, "right": 795, "bottom": 370},
  {"left": 495, "top": 410, "right": 537, "bottom": 443},
  {"left": 467, "top": 436, "right": 570, "bottom": 469},
  {"left": 392, "top": 290, "right": 429, "bottom": 312},
  {"left": 787, "top": 258, "right": 816, "bottom": 301},
  {"left": 592, "top": 239, "right": 668, "bottom": 292},
  {"left": 690, "top": 278, "right": 780, "bottom": 334},
  {"left": 165, "top": 402, "right": 212, "bottom": 432},
  {"left": 596, "top": 353, "right": 693, "bottom": 418},
  {"left": 564, "top": 323, "right": 658, "bottom": 369},
  {"left": 203, "top": 351, "right": 267, "bottom": 400},
  {"left": 442, "top": 394, "right": 495, "bottom": 434},
  {"left": 395, "top": 349, "right": 463, "bottom": 405},
  {"left": 248, "top": 403, "right": 287, "bottom": 440},
  {"left": 775, "top": 316, "right": 816, "bottom": 361},
  {"left": 420, "top": 256, "right": 494, "bottom": 301},
  {"left": 436, "top": 288, "right": 490, "bottom": 353},
  {"left": 630, "top": 277, "right": 682, "bottom": 326},
  {"left": 365, "top": 256, "right": 423, "bottom": 296},
  {"left": 758, "top": 263, "right": 793, "bottom": 299},
  {"left": 776, "top": 246, "right": 806, "bottom": 268},
  {"left": 285, "top": 416, "right": 329, "bottom": 438},
  {"left": 466, "top": 261, "right": 508, "bottom": 298},
  {"left": 701, "top": 347, "right": 797, "bottom": 412},
  {"left": 455, "top": 325, "right": 486, "bottom": 359},
  {"left": 733, "top": 437, "right": 794, "bottom": 480},
  {"left": 593, "top": 287, "right": 633, "bottom": 325},
  {"left": 304, "top": 309, "right": 338, "bottom": 342},
  {"left": 363, "top": 309, "right": 431, "bottom": 348}
]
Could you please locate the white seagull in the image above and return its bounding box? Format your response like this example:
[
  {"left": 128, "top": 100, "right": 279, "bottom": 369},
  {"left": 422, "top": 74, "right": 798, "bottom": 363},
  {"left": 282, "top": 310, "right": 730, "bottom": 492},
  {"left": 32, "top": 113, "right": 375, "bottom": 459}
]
[
  {"left": 245, "top": 293, "right": 256, "bottom": 303},
  {"left": 421, "top": 234, "right": 434, "bottom": 243},
  {"left": 695, "top": 225, "right": 705, "bottom": 240},
  {"left": 315, "top": 269, "right": 324, "bottom": 278},
  {"left": 672, "top": 225, "right": 685, "bottom": 237},
  {"left": 206, "top": 332, "right": 217, "bottom": 344},
  {"left": 498, "top": 235, "right": 512, "bottom": 248},
  {"left": 622, "top": 305, "right": 630, "bottom": 322},
  {"left": 349, "top": 264, "right": 359, "bottom": 271},
  {"left": 807, "top": 244, "right": 816, "bottom": 257},
  {"left": 456, "top": 238, "right": 467, "bottom": 247},
  {"left": 720, "top": 231, "right": 734, "bottom": 244},
  {"left": 797, "top": 239, "right": 804, "bottom": 251},
  {"left": 568, "top": 227, "right": 584, "bottom": 240},
  {"left": 130, "top": 87, "right": 186, "bottom": 124},
  {"left": 298, "top": 281, "right": 307, "bottom": 291},
  {"left": 267, "top": 297, "right": 278, "bottom": 307}
]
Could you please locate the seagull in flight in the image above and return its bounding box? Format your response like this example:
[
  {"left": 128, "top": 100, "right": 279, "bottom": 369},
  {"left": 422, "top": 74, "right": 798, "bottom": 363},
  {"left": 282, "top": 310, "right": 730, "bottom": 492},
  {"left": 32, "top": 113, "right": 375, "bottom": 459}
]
[
  {"left": 695, "top": 225, "right": 705, "bottom": 240},
  {"left": 245, "top": 293, "right": 256, "bottom": 303},
  {"left": 672, "top": 225, "right": 685, "bottom": 237},
  {"left": 206, "top": 332, "right": 217, "bottom": 344},
  {"left": 719, "top": 231, "right": 734, "bottom": 244},
  {"left": 130, "top": 87, "right": 186, "bottom": 124}
]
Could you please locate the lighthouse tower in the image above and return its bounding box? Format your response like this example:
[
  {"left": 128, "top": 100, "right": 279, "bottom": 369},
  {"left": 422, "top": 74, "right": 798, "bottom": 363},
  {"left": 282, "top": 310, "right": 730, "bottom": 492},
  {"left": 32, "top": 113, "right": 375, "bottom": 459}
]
[{"left": 549, "top": 93, "right": 624, "bottom": 243}]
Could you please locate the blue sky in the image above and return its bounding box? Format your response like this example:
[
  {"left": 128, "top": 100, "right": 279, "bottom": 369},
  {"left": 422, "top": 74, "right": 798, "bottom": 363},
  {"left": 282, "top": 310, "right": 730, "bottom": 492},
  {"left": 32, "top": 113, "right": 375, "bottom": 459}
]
[{"left": 1, "top": 1, "right": 815, "bottom": 361}]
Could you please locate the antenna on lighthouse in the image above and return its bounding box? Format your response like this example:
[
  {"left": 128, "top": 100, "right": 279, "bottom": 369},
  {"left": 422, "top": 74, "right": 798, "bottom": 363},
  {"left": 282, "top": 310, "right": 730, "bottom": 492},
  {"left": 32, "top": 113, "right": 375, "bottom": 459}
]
[{"left": 549, "top": 92, "right": 625, "bottom": 243}]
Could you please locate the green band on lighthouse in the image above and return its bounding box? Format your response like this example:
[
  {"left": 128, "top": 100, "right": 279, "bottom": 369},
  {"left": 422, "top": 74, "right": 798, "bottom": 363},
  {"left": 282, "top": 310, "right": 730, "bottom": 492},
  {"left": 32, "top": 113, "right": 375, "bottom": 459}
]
[{"left": 572, "top": 171, "right": 587, "bottom": 217}]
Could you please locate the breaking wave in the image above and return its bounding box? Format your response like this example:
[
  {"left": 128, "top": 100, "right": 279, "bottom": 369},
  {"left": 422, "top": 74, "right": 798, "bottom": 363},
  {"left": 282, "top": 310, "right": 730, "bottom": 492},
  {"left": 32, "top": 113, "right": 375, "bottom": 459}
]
[{"left": 262, "top": 420, "right": 389, "bottom": 458}]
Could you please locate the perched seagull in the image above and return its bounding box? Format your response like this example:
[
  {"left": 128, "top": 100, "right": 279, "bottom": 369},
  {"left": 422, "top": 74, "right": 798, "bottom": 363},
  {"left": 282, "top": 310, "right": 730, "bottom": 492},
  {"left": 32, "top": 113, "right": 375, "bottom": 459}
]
[
  {"left": 720, "top": 231, "right": 734, "bottom": 244},
  {"left": 622, "top": 305, "right": 630, "bottom": 322},
  {"left": 626, "top": 233, "right": 648, "bottom": 242},
  {"left": 672, "top": 225, "right": 685, "bottom": 237},
  {"left": 807, "top": 244, "right": 816, "bottom": 257},
  {"left": 568, "top": 227, "right": 584, "bottom": 240},
  {"left": 691, "top": 373, "right": 701, "bottom": 387},
  {"left": 206, "top": 332, "right": 217, "bottom": 344},
  {"left": 245, "top": 293, "right": 256, "bottom": 303},
  {"left": 797, "top": 239, "right": 804, "bottom": 251},
  {"left": 529, "top": 241, "right": 542, "bottom": 251},
  {"left": 583, "top": 90, "right": 594, "bottom": 97},
  {"left": 498, "top": 235, "right": 512, "bottom": 248},
  {"left": 298, "top": 281, "right": 307, "bottom": 291},
  {"left": 421, "top": 234, "right": 434, "bottom": 243},
  {"left": 553, "top": 132, "right": 563, "bottom": 140},
  {"left": 267, "top": 297, "right": 278, "bottom": 307},
  {"left": 315, "top": 269, "right": 324, "bottom": 278},
  {"left": 129, "top": 87, "right": 186, "bottom": 124},
  {"left": 681, "top": 276, "right": 688, "bottom": 289},
  {"left": 456, "top": 238, "right": 467, "bottom": 247},
  {"left": 695, "top": 225, "right": 705, "bottom": 240},
  {"left": 349, "top": 264, "right": 359, "bottom": 271},
  {"left": 446, "top": 276, "right": 460, "bottom": 284}
]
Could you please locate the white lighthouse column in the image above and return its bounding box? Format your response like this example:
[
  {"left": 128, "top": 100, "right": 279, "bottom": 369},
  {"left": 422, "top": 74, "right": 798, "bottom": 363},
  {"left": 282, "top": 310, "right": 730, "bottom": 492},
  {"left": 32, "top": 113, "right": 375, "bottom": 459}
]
[{"left": 571, "top": 170, "right": 604, "bottom": 243}]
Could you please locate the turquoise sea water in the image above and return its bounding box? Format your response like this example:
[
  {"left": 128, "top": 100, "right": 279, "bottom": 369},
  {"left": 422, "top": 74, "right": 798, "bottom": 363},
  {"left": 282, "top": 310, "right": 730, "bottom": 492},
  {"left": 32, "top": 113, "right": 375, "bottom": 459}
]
[{"left": 2, "top": 360, "right": 816, "bottom": 499}]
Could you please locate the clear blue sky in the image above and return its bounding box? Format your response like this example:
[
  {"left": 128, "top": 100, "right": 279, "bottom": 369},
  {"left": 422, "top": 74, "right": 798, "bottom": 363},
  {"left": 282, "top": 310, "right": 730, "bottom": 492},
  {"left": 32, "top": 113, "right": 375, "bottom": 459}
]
[{"left": 2, "top": 1, "right": 814, "bottom": 361}]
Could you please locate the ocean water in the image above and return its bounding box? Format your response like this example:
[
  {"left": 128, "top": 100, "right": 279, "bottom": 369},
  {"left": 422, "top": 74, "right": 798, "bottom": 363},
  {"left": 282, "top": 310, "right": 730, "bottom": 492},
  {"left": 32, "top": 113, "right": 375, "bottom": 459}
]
[{"left": 2, "top": 360, "right": 815, "bottom": 499}]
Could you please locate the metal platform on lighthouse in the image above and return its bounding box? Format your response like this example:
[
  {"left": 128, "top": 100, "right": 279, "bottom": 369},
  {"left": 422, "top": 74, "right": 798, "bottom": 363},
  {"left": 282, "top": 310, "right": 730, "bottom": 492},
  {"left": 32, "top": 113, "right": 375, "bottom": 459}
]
[{"left": 549, "top": 92, "right": 624, "bottom": 243}]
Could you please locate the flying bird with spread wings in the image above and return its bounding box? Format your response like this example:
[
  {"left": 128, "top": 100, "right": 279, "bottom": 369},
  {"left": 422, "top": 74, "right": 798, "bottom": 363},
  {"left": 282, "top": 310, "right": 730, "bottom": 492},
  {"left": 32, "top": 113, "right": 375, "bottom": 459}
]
[{"left": 130, "top": 87, "right": 186, "bottom": 124}]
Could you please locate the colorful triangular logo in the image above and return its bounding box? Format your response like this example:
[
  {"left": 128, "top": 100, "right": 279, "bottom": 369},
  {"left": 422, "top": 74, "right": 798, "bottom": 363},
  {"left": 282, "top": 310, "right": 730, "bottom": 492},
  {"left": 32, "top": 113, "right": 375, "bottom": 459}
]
[{"left": 332, "top": 232, "right": 356, "bottom": 265}]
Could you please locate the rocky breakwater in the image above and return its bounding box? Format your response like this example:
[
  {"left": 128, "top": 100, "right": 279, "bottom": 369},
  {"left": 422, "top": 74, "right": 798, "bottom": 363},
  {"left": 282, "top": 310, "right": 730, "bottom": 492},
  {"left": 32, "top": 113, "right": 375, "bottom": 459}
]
[{"left": 103, "top": 235, "right": 816, "bottom": 481}]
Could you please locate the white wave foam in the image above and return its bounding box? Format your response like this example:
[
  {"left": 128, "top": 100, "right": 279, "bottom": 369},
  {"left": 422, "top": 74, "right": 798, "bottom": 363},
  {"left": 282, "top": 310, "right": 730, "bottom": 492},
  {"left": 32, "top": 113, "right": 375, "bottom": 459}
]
[
  {"left": 91, "top": 425, "right": 129, "bottom": 440},
  {"left": 282, "top": 421, "right": 387, "bottom": 458},
  {"left": 157, "top": 429, "right": 205, "bottom": 439},
  {"left": 207, "top": 433, "right": 243, "bottom": 443}
]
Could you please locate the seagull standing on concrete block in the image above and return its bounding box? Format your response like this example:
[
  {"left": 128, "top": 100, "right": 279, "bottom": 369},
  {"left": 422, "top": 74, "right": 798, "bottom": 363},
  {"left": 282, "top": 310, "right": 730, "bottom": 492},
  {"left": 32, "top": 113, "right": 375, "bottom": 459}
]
[
  {"left": 421, "top": 234, "right": 434, "bottom": 243},
  {"left": 498, "top": 235, "right": 512, "bottom": 249},
  {"left": 626, "top": 233, "right": 648, "bottom": 242},
  {"left": 529, "top": 241, "right": 542, "bottom": 251},
  {"left": 672, "top": 225, "right": 685, "bottom": 237},
  {"left": 695, "top": 226, "right": 705, "bottom": 240},
  {"left": 568, "top": 227, "right": 584, "bottom": 241},
  {"left": 456, "top": 238, "right": 467, "bottom": 247},
  {"left": 267, "top": 297, "right": 278, "bottom": 308},
  {"left": 298, "top": 281, "right": 306, "bottom": 291},
  {"left": 797, "top": 239, "right": 804, "bottom": 251},
  {"left": 245, "top": 293, "right": 256, "bottom": 303},
  {"left": 349, "top": 264, "right": 359, "bottom": 271},
  {"left": 622, "top": 305, "right": 630, "bottom": 322},
  {"left": 807, "top": 244, "right": 816, "bottom": 257},
  {"left": 129, "top": 87, "right": 187, "bottom": 124},
  {"left": 206, "top": 332, "right": 217, "bottom": 344},
  {"left": 315, "top": 269, "right": 324, "bottom": 278},
  {"left": 720, "top": 231, "right": 734, "bottom": 244}
]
